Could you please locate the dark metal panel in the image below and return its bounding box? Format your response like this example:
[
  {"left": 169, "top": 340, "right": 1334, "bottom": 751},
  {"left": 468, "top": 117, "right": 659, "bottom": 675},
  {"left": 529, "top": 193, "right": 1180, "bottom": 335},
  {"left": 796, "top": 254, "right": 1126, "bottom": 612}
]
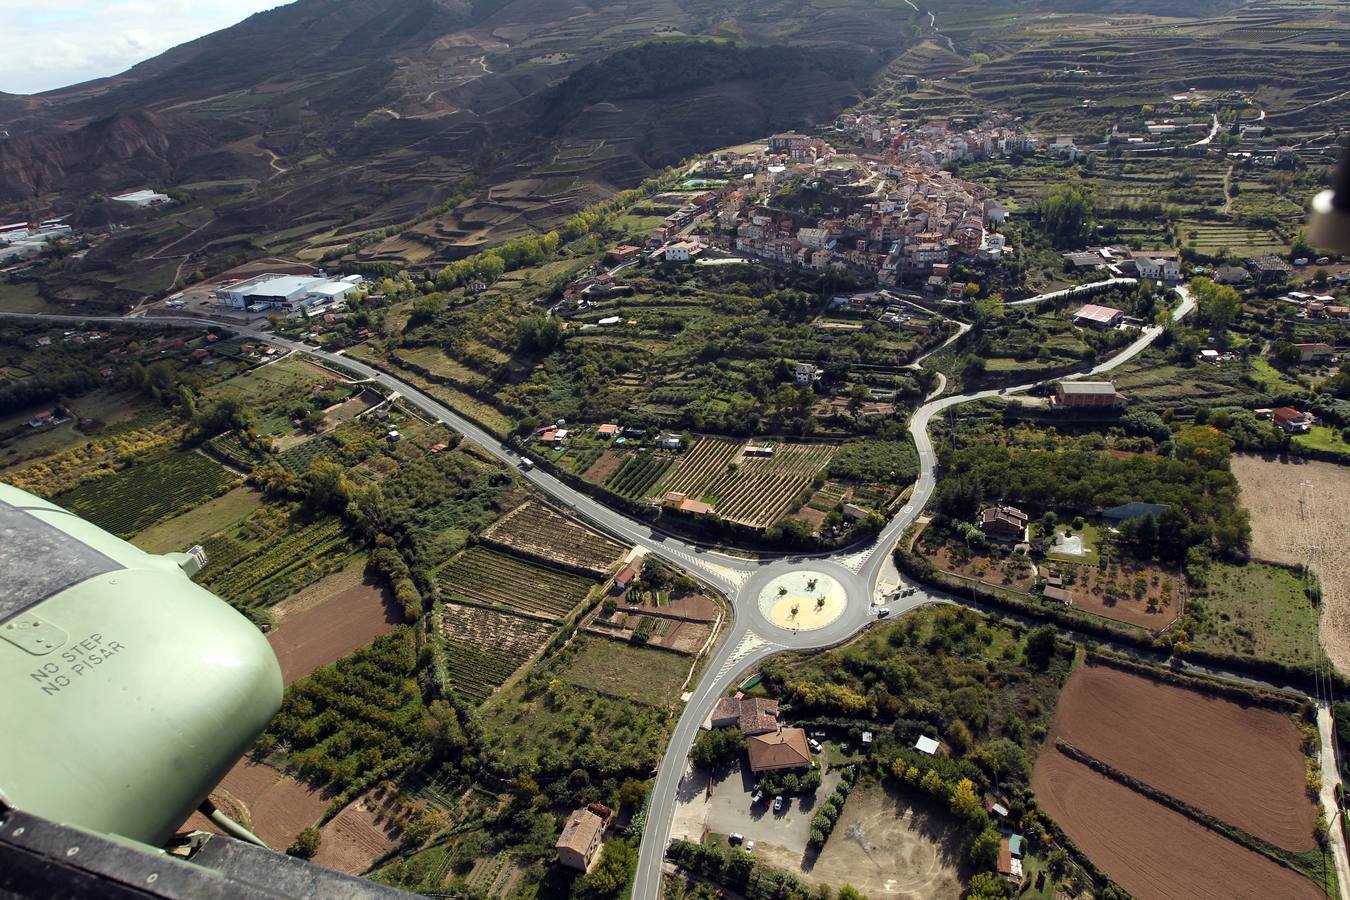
[{"left": 0, "top": 500, "right": 122, "bottom": 624}]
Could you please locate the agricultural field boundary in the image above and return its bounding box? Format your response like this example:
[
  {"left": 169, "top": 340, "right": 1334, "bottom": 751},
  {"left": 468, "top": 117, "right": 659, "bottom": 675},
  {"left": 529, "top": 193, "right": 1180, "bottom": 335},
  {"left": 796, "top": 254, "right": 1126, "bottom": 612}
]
[
  {"left": 1083, "top": 649, "right": 1307, "bottom": 714},
  {"left": 1053, "top": 740, "right": 1335, "bottom": 897},
  {"left": 893, "top": 523, "right": 1350, "bottom": 696},
  {"left": 480, "top": 499, "right": 626, "bottom": 578}
]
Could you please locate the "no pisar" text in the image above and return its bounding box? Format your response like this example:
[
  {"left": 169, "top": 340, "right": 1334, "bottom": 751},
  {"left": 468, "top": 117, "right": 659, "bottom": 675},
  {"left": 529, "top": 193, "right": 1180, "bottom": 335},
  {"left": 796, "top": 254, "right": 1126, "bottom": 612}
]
[{"left": 29, "top": 633, "right": 127, "bottom": 696}]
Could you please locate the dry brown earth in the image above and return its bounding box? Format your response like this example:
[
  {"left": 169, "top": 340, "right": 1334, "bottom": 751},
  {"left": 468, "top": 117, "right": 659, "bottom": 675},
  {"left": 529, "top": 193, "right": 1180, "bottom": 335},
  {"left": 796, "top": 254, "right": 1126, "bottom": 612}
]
[
  {"left": 312, "top": 792, "right": 401, "bottom": 875},
  {"left": 1034, "top": 749, "right": 1325, "bottom": 900},
  {"left": 1231, "top": 454, "right": 1350, "bottom": 672},
  {"left": 179, "top": 759, "right": 331, "bottom": 851},
  {"left": 1049, "top": 664, "right": 1316, "bottom": 851},
  {"left": 267, "top": 565, "right": 403, "bottom": 685}
]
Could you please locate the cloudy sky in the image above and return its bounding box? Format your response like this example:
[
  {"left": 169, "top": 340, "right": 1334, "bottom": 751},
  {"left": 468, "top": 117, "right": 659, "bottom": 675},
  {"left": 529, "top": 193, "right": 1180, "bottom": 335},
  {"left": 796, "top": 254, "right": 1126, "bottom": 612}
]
[{"left": 0, "top": 1, "right": 285, "bottom": 95}]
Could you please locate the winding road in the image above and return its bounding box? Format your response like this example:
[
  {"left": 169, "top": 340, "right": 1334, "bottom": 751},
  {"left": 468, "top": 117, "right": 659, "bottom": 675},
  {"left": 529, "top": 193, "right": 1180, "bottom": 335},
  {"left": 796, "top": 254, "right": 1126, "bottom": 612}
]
[{"left": 0, "top": 284, "right": 1196, "bottom": 897}]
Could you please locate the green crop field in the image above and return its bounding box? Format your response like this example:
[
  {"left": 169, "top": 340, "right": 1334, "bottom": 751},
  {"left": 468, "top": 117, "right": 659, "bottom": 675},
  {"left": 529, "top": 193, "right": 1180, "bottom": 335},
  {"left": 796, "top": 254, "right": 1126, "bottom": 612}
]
[
  {"left": 1294, "top": 425, "right": 1350, "bottom": 460},
  {"left": 278, "top": 436, "right": 340, "bottom": 473},
  {"left": 206, "top": 431, "right": 267, "bottom": 470},
  {"left": 436, "top": 547, "right": 597, "bottom": 619},
  {"left": 56, "top": 450, "right": 237, "bottom": 537},
  {"left": 438, "top": 602, "right": 556, "bottom": 705},
  {"left": 654, "top": 438, "right": 837, "bottom": 528},
  {"left": 205, "top": 516, "right": 354, "bottom": 609},
  {"left": 605, "top": 452, "right": 675, "bottom": 499},
  {"left": 130, "top": 486, "right": 264, "bottom": 554}
]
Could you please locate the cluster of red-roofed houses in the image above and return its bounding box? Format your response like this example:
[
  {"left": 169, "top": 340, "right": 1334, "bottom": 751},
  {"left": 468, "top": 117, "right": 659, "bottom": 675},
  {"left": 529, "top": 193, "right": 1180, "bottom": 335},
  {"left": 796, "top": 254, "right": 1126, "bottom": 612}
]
[{"left": 710, "top": 696, "right": 814, "bottom": 773}]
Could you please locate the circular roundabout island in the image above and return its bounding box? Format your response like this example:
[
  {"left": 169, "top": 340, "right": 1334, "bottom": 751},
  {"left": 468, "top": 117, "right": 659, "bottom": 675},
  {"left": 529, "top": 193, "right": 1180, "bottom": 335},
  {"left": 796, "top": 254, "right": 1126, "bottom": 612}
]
[{"left": 757, "top": 570, "right": 848, "bottom": 631}]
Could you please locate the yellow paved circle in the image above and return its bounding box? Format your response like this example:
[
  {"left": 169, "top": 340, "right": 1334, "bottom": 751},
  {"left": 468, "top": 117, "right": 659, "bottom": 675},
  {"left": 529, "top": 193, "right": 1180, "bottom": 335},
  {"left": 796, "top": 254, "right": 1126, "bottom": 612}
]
[{"left": 758, "top": 571, "right": 847, "bottom": 631}]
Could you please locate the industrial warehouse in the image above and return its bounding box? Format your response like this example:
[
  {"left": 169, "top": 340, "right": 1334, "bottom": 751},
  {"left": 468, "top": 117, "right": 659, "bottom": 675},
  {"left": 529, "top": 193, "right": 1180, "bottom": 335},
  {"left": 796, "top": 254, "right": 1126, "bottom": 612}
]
[{"left": 213, "top": 273, "right": 364, "bottom": 313}]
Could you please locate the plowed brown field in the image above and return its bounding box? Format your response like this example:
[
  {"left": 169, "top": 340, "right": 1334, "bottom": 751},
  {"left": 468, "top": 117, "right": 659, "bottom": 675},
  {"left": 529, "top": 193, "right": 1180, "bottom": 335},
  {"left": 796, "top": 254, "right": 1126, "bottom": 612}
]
[
  {"left": 267, "top": 568, "right": 402, "bottom": 685},
  {"left": 313, "top": 793, "right": 400, "bottom": 875},
  {"left": 1033, "top": 749, "right": 1325, "bottom": 900},
  {"left": 1049, "top": 664, "right": 1315, "bottom": 851},
  {"left": 179, "top": 759, "right": 330, "bottom": 850}
]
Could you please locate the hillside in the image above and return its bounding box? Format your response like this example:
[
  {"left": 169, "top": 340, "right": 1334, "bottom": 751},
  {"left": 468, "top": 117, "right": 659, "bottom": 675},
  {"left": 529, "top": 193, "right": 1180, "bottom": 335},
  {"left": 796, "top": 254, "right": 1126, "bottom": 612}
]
[
  {"left": 0, "top": 0, "right": 923, "bottom": 296},
  {"left": 0, "top": 0, "right": 1329, "bottom": 304}
]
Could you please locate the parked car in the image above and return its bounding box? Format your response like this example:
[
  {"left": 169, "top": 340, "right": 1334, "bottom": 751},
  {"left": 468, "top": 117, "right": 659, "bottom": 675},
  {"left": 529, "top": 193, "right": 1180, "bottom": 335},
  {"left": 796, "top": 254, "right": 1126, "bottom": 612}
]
[
  {"left": 876, "top": 608, "right": 891, "bottom": 619},
  {"left": 808, "top": 738, "right": 823, "bottom": 753},
  {"left": 729, "top": 832, "right": 744, "bottom": 846},
  {"left": 745, "top": 840, "right": 755, "bottom": 853},
  {"left": 773, "top": 795, "right": 784, "bottom": 813},
  {"left": 750, "top": 791, "right": 762, "bottom": 805}
]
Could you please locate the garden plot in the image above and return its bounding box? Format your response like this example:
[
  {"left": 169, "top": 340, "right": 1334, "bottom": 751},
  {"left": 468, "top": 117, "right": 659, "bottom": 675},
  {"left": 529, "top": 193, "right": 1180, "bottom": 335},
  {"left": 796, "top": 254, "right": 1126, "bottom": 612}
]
[
  {"left": 657, "top": 438, "right": 837, "bottom": 528},
  {"left": 278, "top": 435, "right": 341, "bottom": 473},
  {"left": 3, "top": 413, "right": 180, "bottom": 494},
  {"left": 435, "top": 547, "right": 596, "bottom": 620},
  {"left": 313, "top": 791, "right": 401, "bottom": 875},
  {"left": 604, "top": 452, "right": 675, "bottom": 499},
  {"left": 55, "top": 449, "right": 237, "bottom": 537},
  {"left": 438, "top": 601, "right": 555, "bottom": 705},
  {"left": 205, "top": 516, "right": 355, "bottom": 610},
  {"left": 654, "top": 437, "right": 741, "bottom": 497},
  {"left": 481, "top": 500, "right": 625, "bottom": 575}
]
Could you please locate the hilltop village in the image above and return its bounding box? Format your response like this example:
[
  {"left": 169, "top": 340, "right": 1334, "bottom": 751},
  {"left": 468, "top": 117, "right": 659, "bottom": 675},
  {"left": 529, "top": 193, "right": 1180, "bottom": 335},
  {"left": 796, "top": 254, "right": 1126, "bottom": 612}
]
[{"left": 651, "top": 119, "right": 1029, "bottom": 289}]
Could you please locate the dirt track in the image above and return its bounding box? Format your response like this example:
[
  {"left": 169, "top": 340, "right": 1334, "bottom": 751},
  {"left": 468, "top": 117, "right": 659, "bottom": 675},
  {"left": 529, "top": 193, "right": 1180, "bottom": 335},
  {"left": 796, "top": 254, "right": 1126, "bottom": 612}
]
[
  {"left": 1050, "top": 664, "right": 1315, "bottom": 852},
  {"left": 1033, "top": 750, "right": 1325, "bottom": 900},
  {"left": 267, "top": 567, "right": 403, "bottom": 685},
  {"left": 1232, "top": 454, "right": 1350, "bottom": 673}
]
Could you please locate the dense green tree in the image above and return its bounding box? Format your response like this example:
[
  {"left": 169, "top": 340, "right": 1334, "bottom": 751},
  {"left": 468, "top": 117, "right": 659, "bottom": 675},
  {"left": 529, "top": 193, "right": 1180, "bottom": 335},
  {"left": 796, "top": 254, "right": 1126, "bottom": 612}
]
[
  {"left": 1038, "top": 184, "right": 1095, "bottom": 248},
  {"left": 691, "top": 727, "right": 745, "bottom": 771},
  {"left": 1189, "top": 276, "right": 1243, "bottom": 333},
  {"left": 970, "top": 827, "right": 1002, "bottom": 870},
  {"left": 516, "top": 315, "right": 562, "bottom": 354},
  {"left": 1024, "top": 625, "right": 1058, "bottom": 670},
  {"left": 287, "top": 827, "right": 321, "bottom": 859},
  {"left": 579, "top": 838, "right": 636, "bottom": 897},
  {"left": 969, "top": 871, "right": 1010, "bottom": 899}
]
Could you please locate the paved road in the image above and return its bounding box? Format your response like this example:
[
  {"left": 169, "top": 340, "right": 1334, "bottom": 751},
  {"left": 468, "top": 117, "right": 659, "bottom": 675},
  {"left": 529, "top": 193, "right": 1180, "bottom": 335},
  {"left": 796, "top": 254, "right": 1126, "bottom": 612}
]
[
  {"left": 0, "top": 285, "right": 1195, "bottom": 899},
  {"left": 1005, "top": 275, "right": 1139, "bottom": 307}
]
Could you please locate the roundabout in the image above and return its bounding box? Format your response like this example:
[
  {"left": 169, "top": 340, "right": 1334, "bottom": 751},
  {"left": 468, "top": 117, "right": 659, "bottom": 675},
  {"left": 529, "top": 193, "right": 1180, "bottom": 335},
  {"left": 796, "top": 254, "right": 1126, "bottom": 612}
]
[
  {"left": 757, "top": 570, "right": 847, "bottom": 631},
  {"left": 739, "top": 559, "right": 874, "bottom": 647}
]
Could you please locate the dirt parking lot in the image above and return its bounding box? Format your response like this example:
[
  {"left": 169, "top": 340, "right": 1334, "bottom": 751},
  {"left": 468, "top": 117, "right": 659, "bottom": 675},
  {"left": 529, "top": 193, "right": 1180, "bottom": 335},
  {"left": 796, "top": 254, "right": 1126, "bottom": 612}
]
[
  {"left": 1232, "top": 454, "right": 1350, "bottom": 672},
  {"left": 698, "top": 761, "right": 840, "bottom": 860},
  {"left": 770, "top": 786, "right": 963, "bottom": 899}
]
